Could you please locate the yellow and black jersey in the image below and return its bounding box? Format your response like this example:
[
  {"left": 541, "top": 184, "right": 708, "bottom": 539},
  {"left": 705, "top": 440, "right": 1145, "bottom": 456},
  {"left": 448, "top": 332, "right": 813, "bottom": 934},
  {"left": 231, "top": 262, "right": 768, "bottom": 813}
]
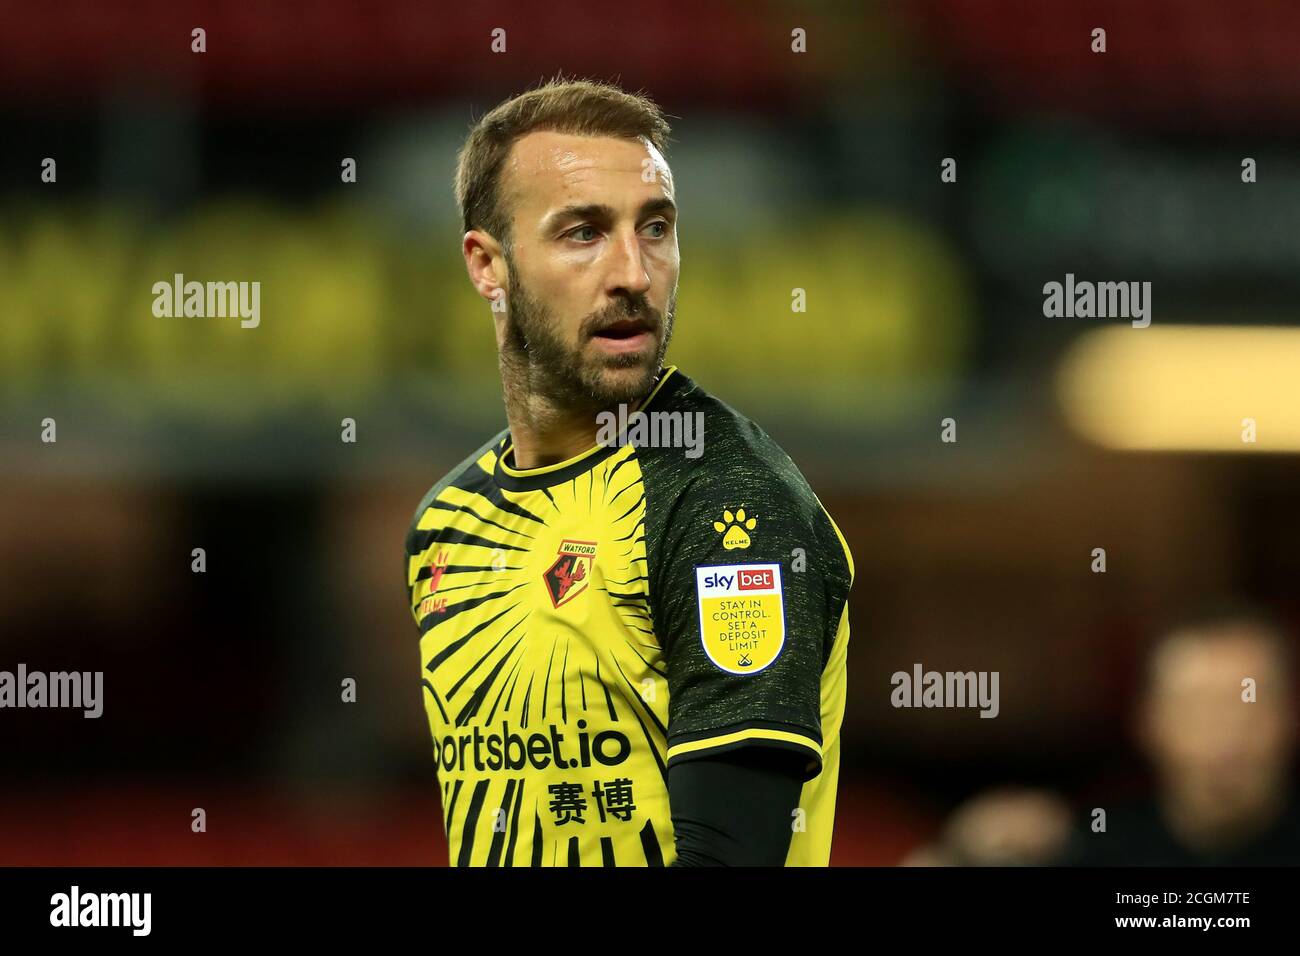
[{"left": 403, "top": 366, "right": 854, "bottom": 866}]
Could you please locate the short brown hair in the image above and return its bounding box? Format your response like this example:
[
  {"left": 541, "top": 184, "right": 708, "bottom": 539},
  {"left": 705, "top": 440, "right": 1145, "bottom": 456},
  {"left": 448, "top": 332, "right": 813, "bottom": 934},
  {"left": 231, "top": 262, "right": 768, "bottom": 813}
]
[{"left": 453, "top": 75, "right": 673, "bottom": 253}]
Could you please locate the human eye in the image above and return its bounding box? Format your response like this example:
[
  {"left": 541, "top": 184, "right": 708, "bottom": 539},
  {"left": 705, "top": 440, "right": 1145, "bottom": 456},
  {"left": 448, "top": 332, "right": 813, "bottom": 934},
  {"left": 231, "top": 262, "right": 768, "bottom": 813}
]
[
  {"left": 643, "top": 220, "right": 669, "bottom": 238},
  {"left": 567, "top": 224, "right": 600, "bottom": 242}
]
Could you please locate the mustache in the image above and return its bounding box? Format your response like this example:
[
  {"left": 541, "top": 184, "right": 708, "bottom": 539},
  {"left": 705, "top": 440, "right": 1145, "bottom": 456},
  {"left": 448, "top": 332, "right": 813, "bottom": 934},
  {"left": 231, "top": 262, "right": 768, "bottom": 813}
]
[{"left": 582, "top": 298, "right": 662, "bottom": 337}]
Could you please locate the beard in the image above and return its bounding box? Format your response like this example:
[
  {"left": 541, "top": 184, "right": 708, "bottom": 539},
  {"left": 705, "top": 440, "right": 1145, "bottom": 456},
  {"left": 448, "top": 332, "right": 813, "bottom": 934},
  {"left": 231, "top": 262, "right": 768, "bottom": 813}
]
[{"left": 499, "top": 268, "right": 675, "bottom": 412}]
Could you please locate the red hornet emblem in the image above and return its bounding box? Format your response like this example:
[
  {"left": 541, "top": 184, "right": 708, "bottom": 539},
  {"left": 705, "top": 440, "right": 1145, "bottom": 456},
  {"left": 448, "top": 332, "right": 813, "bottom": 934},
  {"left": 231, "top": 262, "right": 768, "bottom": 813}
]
[{"left": 544, "top": 539, "right": 597, "bottom": 608}]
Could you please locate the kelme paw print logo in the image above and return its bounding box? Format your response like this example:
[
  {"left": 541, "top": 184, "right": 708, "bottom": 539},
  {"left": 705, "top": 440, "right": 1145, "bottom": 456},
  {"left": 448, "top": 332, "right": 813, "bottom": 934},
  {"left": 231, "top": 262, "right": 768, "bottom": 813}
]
[{"left": 714, "top": 508, "right": 757, "bottom": 550}]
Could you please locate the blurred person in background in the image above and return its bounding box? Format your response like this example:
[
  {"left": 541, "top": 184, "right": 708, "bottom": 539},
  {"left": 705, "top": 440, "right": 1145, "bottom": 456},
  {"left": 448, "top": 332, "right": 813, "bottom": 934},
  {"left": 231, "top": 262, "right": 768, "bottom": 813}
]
[
  {"left": 903, "top": 605, "right": 1300, "bottom": 867},
  {"left": 1061, "top": 606, "right": 1300, "bottom": 865},
  {"left": 900, "top": 787, "right": 1072, "bottom": 866}
]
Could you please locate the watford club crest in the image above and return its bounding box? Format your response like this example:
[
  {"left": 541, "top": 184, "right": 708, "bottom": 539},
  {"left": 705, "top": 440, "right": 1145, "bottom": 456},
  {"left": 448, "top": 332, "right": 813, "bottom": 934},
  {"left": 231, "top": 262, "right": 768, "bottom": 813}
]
[{"left": 544, "top": 539, "right": 597, "bottom": 608}]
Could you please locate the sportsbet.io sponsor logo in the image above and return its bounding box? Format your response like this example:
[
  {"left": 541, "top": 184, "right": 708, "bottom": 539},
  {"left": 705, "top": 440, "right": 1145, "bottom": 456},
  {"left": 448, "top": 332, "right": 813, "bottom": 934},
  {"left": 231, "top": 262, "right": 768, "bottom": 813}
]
[{"left": 432, "top": 719, "right": 631, "bottom": 774}]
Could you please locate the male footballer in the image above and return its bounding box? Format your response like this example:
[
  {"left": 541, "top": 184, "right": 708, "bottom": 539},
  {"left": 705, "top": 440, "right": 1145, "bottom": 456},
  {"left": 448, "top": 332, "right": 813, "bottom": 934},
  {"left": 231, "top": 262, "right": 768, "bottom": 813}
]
[{"left": 404, "top": 77, "right": 854, "bottom": 866}]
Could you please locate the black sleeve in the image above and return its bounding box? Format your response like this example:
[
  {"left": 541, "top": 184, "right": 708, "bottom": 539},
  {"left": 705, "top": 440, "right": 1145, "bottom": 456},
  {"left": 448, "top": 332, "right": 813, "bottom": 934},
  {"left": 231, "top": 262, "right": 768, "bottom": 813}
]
[
  {"left": 667, "top": 747, "right": 807, "bottom": 866},
  {"left": 651, "top": 472, "right": 846, "bottom": 779}
]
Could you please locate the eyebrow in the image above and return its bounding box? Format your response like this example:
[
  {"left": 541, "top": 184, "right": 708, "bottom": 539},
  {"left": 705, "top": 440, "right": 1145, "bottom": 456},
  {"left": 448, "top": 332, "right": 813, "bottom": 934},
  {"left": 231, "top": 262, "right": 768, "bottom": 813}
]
[{"left": 542, "top": 196, "right": 677, "bottom": 232}]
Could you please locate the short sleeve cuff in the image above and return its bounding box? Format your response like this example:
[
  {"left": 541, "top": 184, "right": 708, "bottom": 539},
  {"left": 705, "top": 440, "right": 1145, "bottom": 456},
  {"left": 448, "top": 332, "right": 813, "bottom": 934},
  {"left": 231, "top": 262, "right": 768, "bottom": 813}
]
[{"left": 666, "top": 719, "right": 823, "bottom": 781}]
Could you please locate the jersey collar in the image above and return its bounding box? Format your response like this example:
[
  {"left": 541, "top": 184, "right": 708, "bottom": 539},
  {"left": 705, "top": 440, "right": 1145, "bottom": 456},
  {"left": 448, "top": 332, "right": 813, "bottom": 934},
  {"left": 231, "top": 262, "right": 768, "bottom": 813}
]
[{"left": 493, "top": 366, "right": 686, "bottom": 492}]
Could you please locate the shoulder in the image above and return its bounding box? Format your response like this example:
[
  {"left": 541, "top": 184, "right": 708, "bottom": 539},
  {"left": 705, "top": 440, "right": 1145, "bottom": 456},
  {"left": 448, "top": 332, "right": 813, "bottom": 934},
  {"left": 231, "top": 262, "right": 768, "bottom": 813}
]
[
  {"left": 636, "top": 371, "right": 853, "bottom": 591},
  {"left": 637, "top": 371, "right": 832, "bottom": 536},
  {"left": 404, "top": 427, "right": 510, "bottom": 556}
]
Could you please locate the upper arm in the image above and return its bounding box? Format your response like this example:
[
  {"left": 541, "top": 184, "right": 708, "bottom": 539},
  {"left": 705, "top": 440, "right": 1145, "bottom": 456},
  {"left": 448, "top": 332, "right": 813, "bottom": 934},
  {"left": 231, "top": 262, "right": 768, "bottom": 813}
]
[{"left": 648, "top": 454, "right": 850, "bottom": 782}]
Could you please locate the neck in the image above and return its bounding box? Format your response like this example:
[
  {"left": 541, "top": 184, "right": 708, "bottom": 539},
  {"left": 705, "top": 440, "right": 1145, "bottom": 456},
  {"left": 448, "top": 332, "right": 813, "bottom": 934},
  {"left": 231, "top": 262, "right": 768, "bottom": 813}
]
[{"left": 499, "top": 364, "right": 655, "bottom": 470}]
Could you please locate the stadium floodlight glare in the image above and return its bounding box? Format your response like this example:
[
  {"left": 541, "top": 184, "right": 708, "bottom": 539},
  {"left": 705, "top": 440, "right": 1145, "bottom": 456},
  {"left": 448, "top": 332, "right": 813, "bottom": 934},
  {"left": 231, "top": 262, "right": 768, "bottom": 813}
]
[{"left": 1057, "top": 325, "right": 1300, "bottom": 453}]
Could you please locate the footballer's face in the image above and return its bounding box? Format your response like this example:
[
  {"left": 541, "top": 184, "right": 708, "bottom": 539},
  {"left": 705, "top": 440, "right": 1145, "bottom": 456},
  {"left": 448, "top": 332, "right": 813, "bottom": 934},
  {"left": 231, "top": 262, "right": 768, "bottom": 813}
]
[{"left": 493, "top": 130, "right": 679, "bottom": 409}]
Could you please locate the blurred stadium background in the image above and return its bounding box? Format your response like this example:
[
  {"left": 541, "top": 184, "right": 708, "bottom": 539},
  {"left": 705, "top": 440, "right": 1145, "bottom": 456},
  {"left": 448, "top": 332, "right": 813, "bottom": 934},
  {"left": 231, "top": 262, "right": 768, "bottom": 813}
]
[{"left": 2, "top": 0, "right": 1300, "bottom": 865}]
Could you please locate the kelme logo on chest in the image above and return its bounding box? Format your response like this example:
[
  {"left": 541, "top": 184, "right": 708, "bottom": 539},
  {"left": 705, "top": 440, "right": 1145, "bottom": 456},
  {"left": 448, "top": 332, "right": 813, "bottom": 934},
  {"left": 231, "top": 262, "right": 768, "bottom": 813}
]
[
  {"left": 418, "top": 549, "right": 450, "bottom": 617},
  {"left": 544, "top": 539, "right": 596, "bottom": 608}
]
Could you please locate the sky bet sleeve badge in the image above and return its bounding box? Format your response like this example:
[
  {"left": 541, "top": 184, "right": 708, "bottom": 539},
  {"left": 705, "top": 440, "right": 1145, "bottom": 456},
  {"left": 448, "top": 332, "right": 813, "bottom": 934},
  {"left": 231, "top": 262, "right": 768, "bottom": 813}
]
[{"left": 694, "top": 564, "right": 786, "bottom": 674}]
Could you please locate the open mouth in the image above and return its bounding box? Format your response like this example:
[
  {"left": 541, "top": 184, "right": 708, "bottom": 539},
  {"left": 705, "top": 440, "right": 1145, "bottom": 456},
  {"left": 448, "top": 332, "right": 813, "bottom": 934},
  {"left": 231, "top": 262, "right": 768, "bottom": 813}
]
[
  {"left": 591, "top": 318, "right": 655, "bottom": 353},
  {"left": 593, "top": 318, "right": 654, "bottom": 340}
]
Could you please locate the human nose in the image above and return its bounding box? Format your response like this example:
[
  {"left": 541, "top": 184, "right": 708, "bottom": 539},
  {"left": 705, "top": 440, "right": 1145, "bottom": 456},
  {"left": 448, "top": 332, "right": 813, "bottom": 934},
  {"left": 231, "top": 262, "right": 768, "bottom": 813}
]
[{"left": 606, "top": 229, "right": 652, "bottom": 297}]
